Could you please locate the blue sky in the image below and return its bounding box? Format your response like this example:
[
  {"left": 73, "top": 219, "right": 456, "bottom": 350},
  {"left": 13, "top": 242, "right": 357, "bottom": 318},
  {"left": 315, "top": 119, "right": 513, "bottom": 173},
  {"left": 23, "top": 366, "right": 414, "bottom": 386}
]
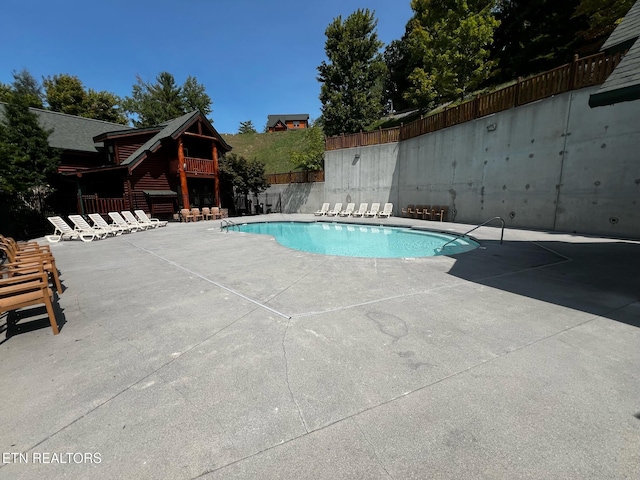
[{"left": 1, "top": 0, "right": 413, "bottom": 134}]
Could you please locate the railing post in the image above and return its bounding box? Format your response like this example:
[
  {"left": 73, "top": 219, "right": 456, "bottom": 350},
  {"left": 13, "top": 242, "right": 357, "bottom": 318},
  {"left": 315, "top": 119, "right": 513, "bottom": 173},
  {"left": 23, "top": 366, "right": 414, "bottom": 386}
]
[
  {"left": 568, "top": 54, "right": 579, "bottom": 90},
  {"left": 514, "top": 77, "right": 522, "bottom": 106}
]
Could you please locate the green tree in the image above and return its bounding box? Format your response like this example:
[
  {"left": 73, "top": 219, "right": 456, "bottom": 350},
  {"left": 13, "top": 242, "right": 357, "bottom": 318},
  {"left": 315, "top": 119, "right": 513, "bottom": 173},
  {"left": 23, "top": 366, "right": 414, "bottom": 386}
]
[
  {"left": 0, "top": 82, "right": 12, "bottom": 103},
  {"left": 0, "top": 70, "right": 60, "bottom": 215},
  {"left": 491, "top": 0, "right": 590, "bottom": 82},
  {"left": 383, "top": 37, "right": 414, "bottom": 113},
  {"left": 123, "top": 72, "right": 212, "bottom": 127},
  {"left": 43, "top": 74, "right": 128, "bottom": 124},
  {"left": 289, "top": 124, "right": 325, "bottom": 171},
  {"left": 219, "top": 153, "right": 269, "bottom": 197},
  {"left": 83, "top": 89, "right": 128, "bottom": 124},
  {"left": 317, "top": 8, "right": 387, "bottom": 137},
  {"left": 404, "top": 0, "right": 500, "bottom": 108},
  {"left": 238, "top": 120, "right": 257, "bottom": 134},
  {"left": 10, "top": 69, "right": 44, "bottom": 108},
  {"left": 573, "top": 0, "right": 634, "bottom": 44}
]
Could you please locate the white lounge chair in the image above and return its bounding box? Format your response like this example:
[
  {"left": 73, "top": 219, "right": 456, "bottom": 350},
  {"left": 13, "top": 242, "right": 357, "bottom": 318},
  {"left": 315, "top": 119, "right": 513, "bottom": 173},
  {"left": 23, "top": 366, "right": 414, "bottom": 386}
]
[
  {"left": 339, "top": 203, "right": 355, "bottom": 217},
  {"left": 134, "top": 210, "right": 167, "bottom": 228},
  {"left": 88, "top": 213, "right": 125, "bottom": 236},
  {"left": 46, "top": 216, "right": 95, "bottom": 243},
  {"left": 326, "top": 203, "right": 343, "bottom": 217},
  {"left": 108, "top": 212, "right": 138, "bottom": 233},
  {"left": 364, "top": 203, "right": 380, "bottom": 217},
  {"left": 377, "top": 203, "right": 393, "bottom": 218},
  {"left": 121, "top": 211, "right": 150, "bottom": 230},
  {"left": 314, "top": 203, "right": 330, "bottom": 216},
  {"left": 68, "top": 215, "right": 109, "bottom": 239},
  {"left": 352, "top": 203, "right": 368, "bottom": 217}
]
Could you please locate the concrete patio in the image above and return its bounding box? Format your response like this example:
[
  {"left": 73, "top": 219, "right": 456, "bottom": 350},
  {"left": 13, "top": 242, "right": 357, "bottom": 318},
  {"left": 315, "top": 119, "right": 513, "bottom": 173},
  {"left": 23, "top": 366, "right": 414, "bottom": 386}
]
[{"left": 1, "top": 214, "right": 639, "bottom": 479}]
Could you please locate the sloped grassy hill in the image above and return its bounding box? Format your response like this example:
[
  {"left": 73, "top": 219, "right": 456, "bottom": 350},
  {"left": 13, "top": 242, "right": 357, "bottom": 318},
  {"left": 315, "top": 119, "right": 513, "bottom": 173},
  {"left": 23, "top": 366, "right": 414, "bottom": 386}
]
[{"left": 221, "top": 130, "right": 311, "bottom": 174}]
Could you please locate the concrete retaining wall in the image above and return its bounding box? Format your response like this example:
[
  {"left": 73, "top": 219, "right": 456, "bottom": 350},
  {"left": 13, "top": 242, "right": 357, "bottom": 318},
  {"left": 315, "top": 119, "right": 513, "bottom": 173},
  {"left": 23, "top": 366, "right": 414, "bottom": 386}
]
[
  {"left": 324, "top": 86, "right": 640, "bottom": 238},
  {"left": 262, "top": 182, "right": 325, "bottom": 214}
]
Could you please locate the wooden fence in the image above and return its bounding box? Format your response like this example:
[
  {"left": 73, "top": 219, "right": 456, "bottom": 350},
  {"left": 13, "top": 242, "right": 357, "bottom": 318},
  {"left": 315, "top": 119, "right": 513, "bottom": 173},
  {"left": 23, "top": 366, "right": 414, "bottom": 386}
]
[
  {"left": 80, "top": 195, "right": 125, "bottom": 215},
  {"left": 325, "top": 51, "right": 623, "bottom": 151},
  {"left": 266, "top": 170, "right": 325, "bottom": 185}
]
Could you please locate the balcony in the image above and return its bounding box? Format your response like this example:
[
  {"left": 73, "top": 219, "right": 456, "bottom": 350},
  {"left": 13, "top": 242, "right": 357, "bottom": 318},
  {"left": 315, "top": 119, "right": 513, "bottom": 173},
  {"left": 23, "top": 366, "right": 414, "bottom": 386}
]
[{"left": 184, "top": 157, "right": 215, "bottom": 176}]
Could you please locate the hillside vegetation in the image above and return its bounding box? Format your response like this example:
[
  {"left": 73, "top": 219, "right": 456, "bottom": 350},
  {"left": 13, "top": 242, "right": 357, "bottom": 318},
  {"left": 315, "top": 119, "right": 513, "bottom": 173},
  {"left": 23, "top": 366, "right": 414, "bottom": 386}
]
[{"left": 221, "top": 130, "right": 311, "bottom": 174}]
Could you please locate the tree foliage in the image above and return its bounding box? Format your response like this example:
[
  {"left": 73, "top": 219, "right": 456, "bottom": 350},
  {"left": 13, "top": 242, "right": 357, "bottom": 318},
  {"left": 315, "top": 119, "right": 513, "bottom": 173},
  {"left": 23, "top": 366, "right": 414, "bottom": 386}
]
[
  {"left": 289, "top": 123, "right": 325, "bottom": 171},
  {"left": 219, "top": 153, "right": 269, "bottom": 196},
  {"left": 123, "top": 72, "right": 212, "bottom": 127},
  {"left": 573, "top": 0, "right": 634, "bottom": 43},
  {"left": 383, "top": 38, "right": 414, "bottom": 113},
  {"left": 0, "top": 70, "right": 60, "bottom": 213},
  {"left": 238, "top": 120, "right": 257, "bottom": 134},
  {"left": 318, "top": 8, "right": 387, "bottom": 137},
  {"left": 404, "top": 0, "right": 499, "bottom": 109},
  {"left": 43, "top": 74, "right": 127, "bottom": 124},
  {"left": 491, "top": 0, "right": 590, "bottom": 82}
]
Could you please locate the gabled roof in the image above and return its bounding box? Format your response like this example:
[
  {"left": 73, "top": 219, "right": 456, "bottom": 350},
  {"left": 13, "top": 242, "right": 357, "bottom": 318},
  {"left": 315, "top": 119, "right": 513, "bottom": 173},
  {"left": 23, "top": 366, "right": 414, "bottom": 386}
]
[
  {"left": 590, "top": 0, "right": 640, "bottom": 107},
  {"left": 120, "top": 110, "right": 232, "bottom": 169},
  {"left": 266, "top": 114, "right": 309, "bottom": 128},
  {"left": 0, "top": 102, "right": 131, "bottom": 152}
]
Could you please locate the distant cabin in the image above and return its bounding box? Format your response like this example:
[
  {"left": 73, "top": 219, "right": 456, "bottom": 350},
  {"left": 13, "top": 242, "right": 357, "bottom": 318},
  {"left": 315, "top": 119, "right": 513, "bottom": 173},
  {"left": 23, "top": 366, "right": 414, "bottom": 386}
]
[{"left": 266, "top": 114, "right": 309, "bottom": 132}]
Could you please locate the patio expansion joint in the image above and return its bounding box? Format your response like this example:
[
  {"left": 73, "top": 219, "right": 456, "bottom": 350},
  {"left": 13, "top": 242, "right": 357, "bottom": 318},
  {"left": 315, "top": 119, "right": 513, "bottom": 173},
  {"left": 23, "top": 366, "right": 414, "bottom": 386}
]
[
  {"left": 351, "top": 417, "right": 395, "bottom": 479},
  {"left": 282, "top": 317, "right": 309, "bottom": 434},
  {"left": 123, "top": 239, "right": 292, "bottom": 320}
]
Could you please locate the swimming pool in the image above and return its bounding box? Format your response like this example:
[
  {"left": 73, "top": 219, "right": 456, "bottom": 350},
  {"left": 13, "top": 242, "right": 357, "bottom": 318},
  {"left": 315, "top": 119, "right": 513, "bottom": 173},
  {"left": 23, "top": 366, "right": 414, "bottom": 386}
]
[{"left": 233, "top": 222, "right": 479, "bottom": 258}]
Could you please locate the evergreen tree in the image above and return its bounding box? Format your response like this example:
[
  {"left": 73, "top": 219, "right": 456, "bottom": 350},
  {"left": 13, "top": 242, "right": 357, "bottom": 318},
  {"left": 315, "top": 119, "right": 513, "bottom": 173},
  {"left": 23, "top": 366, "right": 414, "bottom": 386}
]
[
  {"left": 573, "top": 0, "right": 634, "bottom": 45},
  {"left": 318, "top": 9, "right": 387, "bottom": 137},
  {"left": 383, "top": 37, "right": 414, "bottom": 113},
  {"left": 123, "top": 72, "right": 212, "bottom": 127},
  {"left": 238, "top": 120, "right": 257, "bottom": 134},
  {"left": 404, "top": 0, "right": 499, "bottom": 109},
  {"left": 0, "top": 70, "right": 60, "bottom": 214}
]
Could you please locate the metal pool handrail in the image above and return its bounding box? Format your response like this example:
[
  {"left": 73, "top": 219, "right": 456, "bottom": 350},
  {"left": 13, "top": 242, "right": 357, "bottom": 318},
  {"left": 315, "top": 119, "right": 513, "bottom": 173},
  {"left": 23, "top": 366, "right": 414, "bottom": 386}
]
[
  {"left": 220, "top": 219, "right": 240, "bottom": 232},
  {"left": 439, "top": 216, "right": 505, "bottom": 250}
]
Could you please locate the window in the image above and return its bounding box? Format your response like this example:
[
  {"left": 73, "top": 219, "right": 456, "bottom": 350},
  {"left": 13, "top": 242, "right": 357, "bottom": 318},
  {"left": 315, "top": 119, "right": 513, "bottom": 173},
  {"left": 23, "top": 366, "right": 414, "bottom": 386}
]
[{"left": 293, "top": 121, "right": 300, "bottom": 128}]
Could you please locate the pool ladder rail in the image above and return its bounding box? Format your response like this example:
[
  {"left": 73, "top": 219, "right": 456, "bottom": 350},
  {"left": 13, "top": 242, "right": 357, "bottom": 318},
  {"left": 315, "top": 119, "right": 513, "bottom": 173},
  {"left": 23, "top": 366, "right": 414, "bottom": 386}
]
[
  {"left": 220, "top": 219, "right": 240, "bottom": 232},
  {"left": 439, "top": 216, "right": 505, "bottom": 250}
]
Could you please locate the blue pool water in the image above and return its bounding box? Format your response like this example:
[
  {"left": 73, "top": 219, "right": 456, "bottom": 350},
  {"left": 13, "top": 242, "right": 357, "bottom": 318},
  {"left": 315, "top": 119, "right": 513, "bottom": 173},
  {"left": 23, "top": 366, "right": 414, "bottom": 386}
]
[{"left": 234, "top": 222, "right": 479, "bottom": 258}]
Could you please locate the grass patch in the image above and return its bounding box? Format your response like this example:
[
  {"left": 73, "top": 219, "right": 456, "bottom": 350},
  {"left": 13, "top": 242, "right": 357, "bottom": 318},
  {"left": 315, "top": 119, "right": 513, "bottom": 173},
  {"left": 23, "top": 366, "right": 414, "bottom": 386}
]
[{"left": 221, "top": 130, "right": 311, "bottom": 174}]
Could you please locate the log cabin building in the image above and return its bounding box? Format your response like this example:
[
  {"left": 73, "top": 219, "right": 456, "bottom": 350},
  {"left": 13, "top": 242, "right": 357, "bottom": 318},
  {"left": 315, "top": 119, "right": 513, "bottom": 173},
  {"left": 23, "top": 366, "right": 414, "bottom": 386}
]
[{"left": 0, "top": 105, "right": 231, "bottom": 219}]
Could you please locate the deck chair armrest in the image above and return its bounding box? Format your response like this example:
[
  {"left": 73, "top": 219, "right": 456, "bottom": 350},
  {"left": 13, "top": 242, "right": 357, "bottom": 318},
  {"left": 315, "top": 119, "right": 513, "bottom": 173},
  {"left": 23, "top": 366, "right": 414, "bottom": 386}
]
[{"left": 0, "top": 271, "right": 47, "bottom": 287}]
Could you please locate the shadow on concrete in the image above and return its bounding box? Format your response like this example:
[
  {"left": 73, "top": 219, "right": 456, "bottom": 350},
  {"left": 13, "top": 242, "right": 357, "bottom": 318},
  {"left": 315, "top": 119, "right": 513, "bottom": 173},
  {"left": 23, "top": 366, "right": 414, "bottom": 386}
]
[
  {"left": 0, "top": 293, "right": 66, "bottom": 344},
  {"left": 444, "top": 237, "right": 640, "bottom": 328},
  {"left": 281, "top": 183, "right": 313, "bottom": 213}
]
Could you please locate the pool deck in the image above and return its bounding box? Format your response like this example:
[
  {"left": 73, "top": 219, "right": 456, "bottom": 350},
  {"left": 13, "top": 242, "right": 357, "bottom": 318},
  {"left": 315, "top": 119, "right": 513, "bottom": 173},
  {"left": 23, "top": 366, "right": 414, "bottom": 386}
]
[{"left": 1, "top": 214, "right": 639, "bottom": 479}]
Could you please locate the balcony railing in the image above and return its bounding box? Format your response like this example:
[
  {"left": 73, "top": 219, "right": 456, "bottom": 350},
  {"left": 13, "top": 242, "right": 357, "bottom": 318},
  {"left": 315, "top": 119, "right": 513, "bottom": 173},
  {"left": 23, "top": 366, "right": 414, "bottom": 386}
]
[{"left": 184, "top": 157, "right": 215, "bottom": 175}]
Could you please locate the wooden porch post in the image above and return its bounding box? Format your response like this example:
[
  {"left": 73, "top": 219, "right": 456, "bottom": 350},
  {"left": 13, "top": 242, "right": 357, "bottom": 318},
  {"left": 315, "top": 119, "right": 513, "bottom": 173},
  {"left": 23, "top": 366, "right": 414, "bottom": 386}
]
[
  {"left": 178, "top": 138, "right": 190, "bottom": 208},
  {"left": 212, "top": 144, "right": 220, "bottom": 207}
]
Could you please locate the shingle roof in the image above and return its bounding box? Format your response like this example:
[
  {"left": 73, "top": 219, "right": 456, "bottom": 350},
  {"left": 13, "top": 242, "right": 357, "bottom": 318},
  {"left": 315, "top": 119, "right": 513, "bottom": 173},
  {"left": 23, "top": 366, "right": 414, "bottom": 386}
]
[
  {"left": 590, "top": 1, "right": 640, "bottom": 106},
  {"left": 266, "top": 114, "right": 309, "bottom": 128},
  {"left": 602, "top": 0, "right": 640, "bottom": 51},
  {"left": 0, "top": 102, "right": 131, "bottom": 152},
  {"left": 120, "top": 110, "right": 232, "bottom": 169}
]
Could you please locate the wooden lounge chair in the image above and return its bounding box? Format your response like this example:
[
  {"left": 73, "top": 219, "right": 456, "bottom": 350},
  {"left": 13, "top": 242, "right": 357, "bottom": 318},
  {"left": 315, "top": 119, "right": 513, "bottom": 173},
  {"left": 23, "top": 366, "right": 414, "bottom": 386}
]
[
  {"left": 108, "top": 212, "right": 138, "bottom": 233},
  {"left": 210, "top": 207, "right": 222, "bottom": 219},
  {"left": 46, "top": 216, "right": 95, "bottom": 243},
  {"left": 202, "top": 207, "right": 213, "bottom": 220},
  {"left": 414, "top": 205, "right": 425, "bottom": 219},
  {"left": 88, "top": 213, "right": 125, "bottom": 235},
  {"left": 378, "top": 203, "right": 393, "bottom": 218},
  {"left": 0, "top": 263, "right": 60, "bottom": 335},
  {"left": 352, "top": 203, "right": 368, "bottom": 217},
  {"left": 421, "top": 205, "right": 432, "bottom": 220},
  {"left": 339, "top": 203, "right": 355, "bottom": 217},
  {"left": 191, "top": 208, "right": 204, "bottom": 221},
  {"left": 432, "top": 205, "right": 448, "bottom": 222},
  {"left": 68, "top": 215, "right": 109, "bottom": 239},
  {"left": 314, "top": 203, "right": 330, "bottom": 216},
  {"left": 0, "top": 238, "right": 63, "bottom": 294},
  {"left": 180, "top": 208, "right": 194, "bottom": 222},
  {"left": 364, "top": 203, "right": 380, "bottom": 217},
  {"left": 134, "top": 210, "right": 167, "bottom": 227},
  {"left": 401, "top": 205, "right": 414, "bottom": 218},
  {"left": 326, "top": 203, "right": 343, "bottom": 217}
]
